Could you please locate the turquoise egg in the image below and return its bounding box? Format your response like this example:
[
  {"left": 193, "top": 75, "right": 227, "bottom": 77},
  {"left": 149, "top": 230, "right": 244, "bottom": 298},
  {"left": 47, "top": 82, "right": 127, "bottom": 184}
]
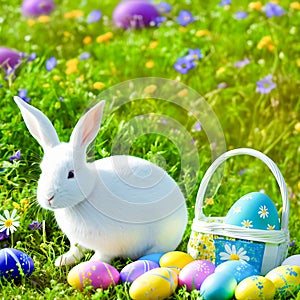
[{"left": 224, "top": 192, "right": 280, "bottom": 230}]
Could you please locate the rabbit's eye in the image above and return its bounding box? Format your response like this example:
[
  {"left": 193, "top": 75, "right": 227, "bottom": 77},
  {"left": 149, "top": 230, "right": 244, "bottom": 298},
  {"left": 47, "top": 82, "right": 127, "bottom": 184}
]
[{"left": 67, "top": 170, "right": 75, "bottom": 179}]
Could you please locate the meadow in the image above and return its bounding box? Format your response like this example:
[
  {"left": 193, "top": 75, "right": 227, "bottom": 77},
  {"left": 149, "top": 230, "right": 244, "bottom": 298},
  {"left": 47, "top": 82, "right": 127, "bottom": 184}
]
[{"left": 0, "top": 0, "right": 300, "bottom": 299}]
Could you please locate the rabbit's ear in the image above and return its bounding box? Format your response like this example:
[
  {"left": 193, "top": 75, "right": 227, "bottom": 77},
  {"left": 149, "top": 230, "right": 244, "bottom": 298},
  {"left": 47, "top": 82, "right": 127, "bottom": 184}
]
[
  {"left": 14, "top": 96, "right": 60, "bottom": 150},
  {"left": 70, "top": 100, "right": 105, "bottom": 152}
]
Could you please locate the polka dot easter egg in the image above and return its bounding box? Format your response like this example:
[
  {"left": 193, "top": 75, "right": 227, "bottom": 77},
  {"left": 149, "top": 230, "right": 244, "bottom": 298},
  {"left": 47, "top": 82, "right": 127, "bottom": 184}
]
[
  {"left": 0, "top": 248, "right": 34, "bottom": 280},
  {"left": 265, "top": 265, "right": 300, "bottom": 294},
  {"left": 179, "top": 260, "right": 215, "bottom": 291},
  {"left": 159, "top": 251, "right": 194, "bottom": 274},
  {"left": 129, "top": 267, "right": 178, "bottom": 300},
  {"left": 67, "top": 261, "right": 119, "bottom": 290},
  {"left": 235, "top": 275, "right": 276, "bottom": 300},
  {"left": 224, "top": 192, "right": 280, "bottom": 230},
  {"left": 120, "top": 260, "right": 159, "bottom": 283}
]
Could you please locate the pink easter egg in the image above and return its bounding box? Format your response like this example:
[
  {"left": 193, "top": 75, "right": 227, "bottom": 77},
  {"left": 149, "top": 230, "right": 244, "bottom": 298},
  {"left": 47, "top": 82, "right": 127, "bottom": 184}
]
[
  {"left": 120, "top": 259, "right": 159, "bottom": 283},
  {"left": 113, "top": 0, "right": 160, "bottom": 29},
  {"left": 0, "top": 47, "right": 21, "bottom": 71},
  {"left": 22, "top": 0, "right": 55, "bottom": 17},
  {"left": 179, "top": 260, "right": 215, "bottom": 291},
  {"left": 67, "top": 261, "right": 120, "bottom": 290}
]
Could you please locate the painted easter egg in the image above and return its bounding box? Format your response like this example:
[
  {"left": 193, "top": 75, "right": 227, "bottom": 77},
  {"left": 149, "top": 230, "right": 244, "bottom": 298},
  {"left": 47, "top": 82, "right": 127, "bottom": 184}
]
[
  {"left": 224, "top": 192, "right": 280, "bottom": 230},
  {"left": 235, "top": 275, "right": 276, "bottom": 300},
  {"left": 120, "top": 260, "right": 159, "bottom": 283},
  {"left": 0, "top": 47, "right": 21, "bottom": 71},
  {"left": 265, "top": 265, "right": 300, "bottom": 294},
  {"left": 0, "top": 248, "right": 34, "bottom": 279},
  {"left": 179, "top": 260, "right": 215, "bottom": 291},
  {"left": 129, "top": 267, "right": 178, "bottom": 300},
  {"left": 138, "top": 252, "right": 166, "bottom": 264},
  {"left": 215, "top": 260, "right": 259, "bottom": 283},
  {"left": 159, "top": 251, "right": 194, "bottom": 274},
  {"left": 281, "top": 254, "right": 300, "bottom": 267},
  {"left": 67, "top": 261, "right": 119, "bottom": 290},
  {"left": 200, "top": 272, "right": 237, "bottom": 300},
  {"left": 22, "top": 0, "right": 55, "bottom": 17},
  {"left": 113, "top": 0, "right": 160, "bottom": 29}
]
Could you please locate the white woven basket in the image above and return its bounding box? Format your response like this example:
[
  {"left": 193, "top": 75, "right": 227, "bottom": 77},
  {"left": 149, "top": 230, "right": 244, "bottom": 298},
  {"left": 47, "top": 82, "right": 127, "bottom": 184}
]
[{"left": 187, "top": 148, "right": 290, "bottom": 275}]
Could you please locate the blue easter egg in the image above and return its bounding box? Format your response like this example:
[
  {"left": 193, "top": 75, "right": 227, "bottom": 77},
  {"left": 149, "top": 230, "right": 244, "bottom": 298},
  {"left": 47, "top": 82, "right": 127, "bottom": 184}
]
[
  {"left": 120, "top": 260, "right": 159, "bottom": 283},
  {"left": 138, "top": 252, "right": 166, "bottom": 265},
  {"left": 200, "top": 272, "right": 237, "bottom": 300},
  {"left": 215, "top": 260, "right": 259, "bottom": 283},
  {"left": 224, "top": 192, "right": 280, "bottom": 230},
  {"left": 0, "top": 248, "right": 34, "bottom": 279}
]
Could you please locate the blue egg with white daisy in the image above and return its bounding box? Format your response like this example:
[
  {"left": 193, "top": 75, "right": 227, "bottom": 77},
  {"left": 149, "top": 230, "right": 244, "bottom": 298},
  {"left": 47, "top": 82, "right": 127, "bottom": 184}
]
[
  {"left": 224, "top": 192, "right": 280, "bottom": 230},
  {"left": 0, "top": 248, "right": 34, "bottom": 279}
]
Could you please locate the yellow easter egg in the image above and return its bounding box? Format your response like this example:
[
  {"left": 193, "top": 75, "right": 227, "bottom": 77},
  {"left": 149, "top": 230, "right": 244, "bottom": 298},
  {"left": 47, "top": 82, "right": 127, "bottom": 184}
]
[
  {"left": 159, "top": 251, "right": 194, "bottom": 274},
  {"left": 129, "top": 267, "right": 178, "bottom": 300},
  {"left": 265, "top": 265, "right": 300, "bottom": 294},
  {"left": 235, "top": 275, "right": 276, "bottom": 300}
]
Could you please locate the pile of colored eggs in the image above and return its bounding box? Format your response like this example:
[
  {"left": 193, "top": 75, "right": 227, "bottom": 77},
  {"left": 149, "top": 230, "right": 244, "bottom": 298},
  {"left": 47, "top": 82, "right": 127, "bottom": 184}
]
[{"left": 67, "top": 251, "right": 300, "bottom": 299}]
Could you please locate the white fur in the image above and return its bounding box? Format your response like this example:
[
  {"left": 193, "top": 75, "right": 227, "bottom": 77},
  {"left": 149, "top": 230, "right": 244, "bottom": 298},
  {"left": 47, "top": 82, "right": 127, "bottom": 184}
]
[{"left": 14, "top": 96, "right": 188, "bottom": 266}]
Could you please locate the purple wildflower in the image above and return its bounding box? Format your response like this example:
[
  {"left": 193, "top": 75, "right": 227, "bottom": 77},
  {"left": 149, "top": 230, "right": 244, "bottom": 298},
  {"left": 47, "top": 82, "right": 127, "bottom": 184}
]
[
  {"left": 9, "top": 150, "right": 21, "bottom": 162},
  {"left": 235, "top": 11, "right": 248, "bottom": 20},
  {"left": 18, "top": 88, "right": 31, "bottom": 103},
  {"left": 27, "top": 52, "right": 37, "bottom": 62},
  {"left": 28, "top": 221, "right": 42, "bottom": 230},
  {"left": 238, "top": 169, "right": 246, "bottom": 175},
  {"left": 79, "top": 52, "right": 91, "bottom": 60},
  {"left": 187, "top": 48, "right": 202, "bottom": 61},
  {"left": 0, "top": 231, "right": 9, "bottom": 241},
  {"left": 217, "top": 82, "right": 228, "bottom": 89},
  {"left": 219, "top": 0, "right": 231, "bottom": 6},
  {"left": 234, "top": 58, "right": 250, "bottom": 68},
  {"left": 46, "top": 56, "right": 57, "bottom": 71},
  {"left": 174, "top": 56, "right": 196, "bottom": 74},
  {"left": 153, "top": 15, "right": 167, "bottom": 26},
  {"left": 87, "top": 10, "right": 102, "bottom": 23},
  {"left": 177, "top": 10, "right": 194, "bottom": 26},
  {"left": 156, "top": 2, "right": 172, "bottom": 13},
  {"left": 265, "top": 2, "right": 285, "bottom": 18},
  {"left": 194, "top": 121, "right": 202, "bottom": 132},
  {"left": 256, "top": 75, "right": 276, "bottom": 94}
]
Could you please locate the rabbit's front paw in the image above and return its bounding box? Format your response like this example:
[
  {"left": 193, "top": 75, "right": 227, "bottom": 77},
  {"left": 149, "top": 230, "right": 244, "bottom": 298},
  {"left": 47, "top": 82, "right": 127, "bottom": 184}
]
[
  {"left": 55, "top": 244, "right": 86, "bottom": 267},
  {"left": 90, "top": 251, "right": 113, "bottom": 263}
]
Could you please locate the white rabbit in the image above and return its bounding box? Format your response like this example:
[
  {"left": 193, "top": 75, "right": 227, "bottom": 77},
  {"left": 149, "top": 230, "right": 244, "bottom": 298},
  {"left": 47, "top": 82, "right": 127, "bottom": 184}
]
[{"left": 14, "top": 96, "right": 188, "bottom": 266}]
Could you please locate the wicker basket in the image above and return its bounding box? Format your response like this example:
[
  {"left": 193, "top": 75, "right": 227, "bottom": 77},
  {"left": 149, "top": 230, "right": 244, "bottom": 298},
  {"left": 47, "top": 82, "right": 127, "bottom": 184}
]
[{"left": 187, "top": 148, "right": 290, "bottom": 275}]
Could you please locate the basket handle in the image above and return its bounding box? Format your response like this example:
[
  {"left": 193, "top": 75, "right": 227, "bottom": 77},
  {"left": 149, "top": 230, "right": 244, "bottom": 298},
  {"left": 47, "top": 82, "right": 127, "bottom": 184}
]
[{"left": 195, "top": 148, "right": 289, "bottom": 231}]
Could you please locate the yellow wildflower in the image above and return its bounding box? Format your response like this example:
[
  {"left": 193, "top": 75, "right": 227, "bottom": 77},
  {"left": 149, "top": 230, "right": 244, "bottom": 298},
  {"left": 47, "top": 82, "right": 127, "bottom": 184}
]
[
  {"left": 149, "top": 41, "right": 159, "bottom": 49},
  {"left": 65, "top": 58, "right": 79, "bottom": 75},
  {"left": 96, "top": 32, "right": 113, "bottom": 43},
  {"left": 83, "top": 36, "right": 92, "bottom": 45},
  {"left": 64, "top": 31, "right": 71, "bottom": 38},
  {"left": 297, "top": 58, "right": 300, "bottom": 67},
  {"left": 145, "top": 60, "right": 155, "bottom": 68},
  {"left": 257, "top": 36, "right": 275, "bottom": 51},
  {"left": 248, "top": 1, "right": 262, "bottom": 10},
  {"left": 43, "top": 83, "right": 50, "bottom": 88},
  {"left": 195, "top": 29, "right": 210, "bottom": 37},
  {"left": 93, "top": 82, "right": 105, "bottom": 90},
  {"left": 291, "top": 2, "right": 300, "bottom": 9},
  {"left": 53, "top": 75, "right": 60, "bottom": 81},
  {"left": 38, "top": 15, "right": 50, "bottom": 23},
  {"left": 27, "top": 19, "right": 35, "bottom": 26},
  {"left": 205, "top": 198, "right": 214, "bottom": 205},
  {"left": 54, "top": 101, "right": 61, "bottom": 109},
  {"left": 64, "top": 10, "right": 84, "bottom": 19},
  {"left": 216, "top": 67, "right": 226, "bottom": 76},
  {"left": 295, "top": 122, "right": 300, "bottom": 132}
]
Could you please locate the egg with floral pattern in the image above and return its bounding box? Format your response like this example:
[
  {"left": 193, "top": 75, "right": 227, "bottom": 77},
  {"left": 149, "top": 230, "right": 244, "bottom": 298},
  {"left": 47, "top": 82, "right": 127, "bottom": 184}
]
[
  {"left": 67, "top": 261, "right": 119, "bottom": 290},
  {"left": 224, "top": 192, "right": 280, "bottom": 230},
  {"left": 0, "top": 248, "right": 34, "bottom": 279}
]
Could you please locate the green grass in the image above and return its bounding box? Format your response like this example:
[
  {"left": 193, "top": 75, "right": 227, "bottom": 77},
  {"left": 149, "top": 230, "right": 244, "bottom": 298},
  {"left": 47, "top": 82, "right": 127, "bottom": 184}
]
[{"left": 0, "top": 0, "right": 300, "bottom": 299}]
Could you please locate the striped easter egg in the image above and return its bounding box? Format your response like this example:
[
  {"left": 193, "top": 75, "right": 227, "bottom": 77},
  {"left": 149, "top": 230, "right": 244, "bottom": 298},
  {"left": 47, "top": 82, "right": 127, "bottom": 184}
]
[
  {"left": 67, "top": 261, "right": 119, "bottom": 290},
  {"left": 129, "top": 267, "right": 178, "bottom": 300},
  {"left": 0, "top": 248, "right": 34, "bottom": 279},
  {"left": 120, "top": 260, "right": 159, "bottom": 283},
  {"left": 159, "top": 251, "right": 194, "bottom": 274}
]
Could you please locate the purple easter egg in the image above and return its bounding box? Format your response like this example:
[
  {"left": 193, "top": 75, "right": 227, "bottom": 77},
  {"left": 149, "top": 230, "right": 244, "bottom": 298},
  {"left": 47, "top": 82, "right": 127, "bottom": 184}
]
[
  {"left": 0, "top": 47, "right": 22, "bottom": 71},
  {"left": 113, "top": 0, "right": 160, "bottom": 29},
  {"left": 67, "top": 261, "right": 120, "bottom": 290},
  {"left": 179, "top": 260, "right": 215, "bottom": 291},
  {"left": 138, "top": 252, "right": 166, "bottom": 265},
  {"left": 22, "top": 0, "right": 55, "bottom": 17},
  {"left": 0, "top": 248, "right": 34, "bottom": 279},
  {"left": 120, "top": 260, "right": 159, "bottom": 283}
]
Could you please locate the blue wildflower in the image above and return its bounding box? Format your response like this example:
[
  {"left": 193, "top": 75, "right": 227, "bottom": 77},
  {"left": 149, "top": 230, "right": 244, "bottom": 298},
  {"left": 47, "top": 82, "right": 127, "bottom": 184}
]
[
  {"left": 234, "top": 58, "right": 250, "bottom": 68},
  {"left": 177, "top": 10, "right": 194, "bottom": 26},
  {"left": 174, "top": 56, "right": 196, "bottom": 74},
  {"left": 9, "top": 150, "right": 21, "bottom": 162},
  {"left": 187, "top": 48, "right": 202, "bottom": 61},
  {"left": 156, "top": 2, "right": 172, "bottom": 13},
  {"left": 235, "top": 11, "right": 248, "bottom": 20},
  {"left": 79, "top": 52, "right": 91, "bottom": 60},
  {"left": 256, "top": 75, "right": 276, "bottom": 94},
  {"left": 87, "top": 10, "right": 102, "bottom": 23},
  {"left": 18, "top": 88, "right": 31, "bottom": 103},
  {"left": 28, "top": 221, "right": 42, "bottom": 230},
  {"left": 46, "top": 56, "right": 57, "bottom": 71},
  {"left": 219, "top": 0, "right": 231, "bottom": 6},
  {"left": 265, "top": 2, "right": 285, "bottom": 18}
]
